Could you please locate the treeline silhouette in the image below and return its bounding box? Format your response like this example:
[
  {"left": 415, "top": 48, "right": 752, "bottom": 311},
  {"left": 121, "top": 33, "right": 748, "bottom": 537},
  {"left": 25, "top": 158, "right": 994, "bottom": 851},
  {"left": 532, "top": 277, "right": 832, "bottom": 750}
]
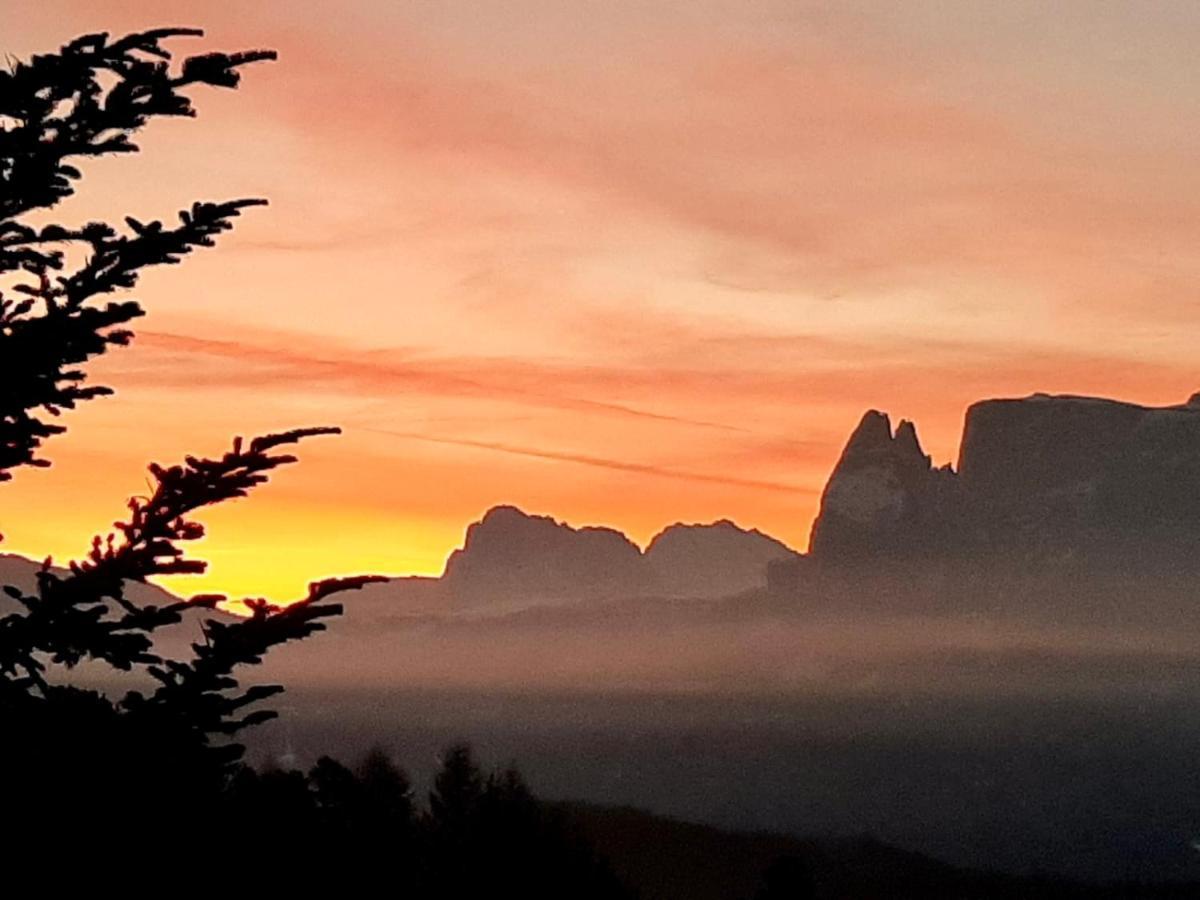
[
  {"left": 2, "top": 720, "right": 634, "bottom": 894},
  {"left": 218, "top": 743, "right": 635, "bottom": 896}
]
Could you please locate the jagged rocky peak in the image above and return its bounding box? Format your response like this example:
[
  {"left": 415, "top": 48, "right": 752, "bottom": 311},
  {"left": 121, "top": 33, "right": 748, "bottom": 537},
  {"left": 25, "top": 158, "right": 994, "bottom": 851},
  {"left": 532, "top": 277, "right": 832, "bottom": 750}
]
[
  {"left": 809, "top": 410, "right": 946, "bottom": 561},
  {"left": 645, "top": 519, "right": 801, "bottom": 599},
  {"left": 441, "top": 505, "right": 644, "bottom": 606},
  {"left": 892, "top": 419, "right": 928, "bottom": 465},
  {"left": 836, "top": 411, "right": 931, "bottom": 473},
  {"left": 844, "top": 409, "right": 892, "bottom": 451}
]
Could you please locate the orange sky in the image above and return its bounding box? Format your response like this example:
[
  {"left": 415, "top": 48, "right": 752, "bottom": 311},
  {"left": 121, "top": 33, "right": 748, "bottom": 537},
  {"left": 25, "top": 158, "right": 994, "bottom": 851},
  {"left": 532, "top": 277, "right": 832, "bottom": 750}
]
[{"left": 3, "top": 2, "right": 1199, "bottom": 603}]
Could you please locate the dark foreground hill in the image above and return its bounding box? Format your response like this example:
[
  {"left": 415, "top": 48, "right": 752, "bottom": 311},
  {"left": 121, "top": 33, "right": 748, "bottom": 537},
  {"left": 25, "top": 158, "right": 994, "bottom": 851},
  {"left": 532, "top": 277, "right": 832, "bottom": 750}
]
[{"left": 561, "top": 802, "right": 1199, "bottom": 900}]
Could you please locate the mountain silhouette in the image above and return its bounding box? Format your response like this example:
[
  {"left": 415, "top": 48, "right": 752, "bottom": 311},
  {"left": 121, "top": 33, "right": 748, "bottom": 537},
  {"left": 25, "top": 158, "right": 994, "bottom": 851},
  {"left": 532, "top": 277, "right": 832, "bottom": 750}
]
[
  {"left": 2, "top": 507, "right": 801, "bottom": 630},
  {"left": 444, "top": 506, "right": 807, "bottom": 606},
  {"left": 442, "top": 505, "right": 646, "bottom": 607},
  {"left": 644, "top": 520, "right": 800, "bottom": 599},
  {"left": 333, "top": 506, "right": 803, "bottom": 624},
  {"left": 13, "top": 390, "right": 1200, "bottom": 623},
  {"left": 806, "top": 391, "right": 1200, "bottom": 574}
]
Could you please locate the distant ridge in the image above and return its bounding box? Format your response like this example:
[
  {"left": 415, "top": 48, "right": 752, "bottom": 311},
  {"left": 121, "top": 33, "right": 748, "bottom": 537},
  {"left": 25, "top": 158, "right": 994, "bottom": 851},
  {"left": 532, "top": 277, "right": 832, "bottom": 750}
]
[
  {"left": 442, "top": 505, "right": 645, "bottom": 606},
  {"left": 17, "top": 389, "right": 1200, "bottom": 619},
  {"left": 644, "top": 519, "right": 799, "bottom": 600},
  {"left": 562, "top": 801, "right": 1193, "bottom": 900},
  {"left": 440, "top": 505, "right": 800, "bottom": 607},
  {"left": 0, "top": 552, "right": 180, "bottom": 609},
  {"left": 3, "top": 505, "right": 804, "bottom": 622}
]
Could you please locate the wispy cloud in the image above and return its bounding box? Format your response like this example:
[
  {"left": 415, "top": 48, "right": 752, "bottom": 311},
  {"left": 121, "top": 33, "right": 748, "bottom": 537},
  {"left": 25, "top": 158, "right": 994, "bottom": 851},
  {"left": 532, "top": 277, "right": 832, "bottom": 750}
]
[
  {"left": 362, "top": 428, "right": 813, "bottom": 495},
  {"left": 131, "top": 330, "right": 751, "bottom": 433}
]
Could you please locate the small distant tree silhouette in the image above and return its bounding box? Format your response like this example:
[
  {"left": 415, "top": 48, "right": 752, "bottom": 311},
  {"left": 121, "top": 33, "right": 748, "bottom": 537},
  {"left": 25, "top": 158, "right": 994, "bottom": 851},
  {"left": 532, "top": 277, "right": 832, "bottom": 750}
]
[{"left": 0, "top": 27, "right": 381, "bottom": 828}]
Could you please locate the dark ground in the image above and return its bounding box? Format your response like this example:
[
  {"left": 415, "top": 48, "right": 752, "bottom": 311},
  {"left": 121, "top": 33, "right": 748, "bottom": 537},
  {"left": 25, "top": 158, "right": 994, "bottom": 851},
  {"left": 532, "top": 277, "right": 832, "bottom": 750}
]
[{"left": 246, "top": 687, "right": 1200, "bottom": 887}]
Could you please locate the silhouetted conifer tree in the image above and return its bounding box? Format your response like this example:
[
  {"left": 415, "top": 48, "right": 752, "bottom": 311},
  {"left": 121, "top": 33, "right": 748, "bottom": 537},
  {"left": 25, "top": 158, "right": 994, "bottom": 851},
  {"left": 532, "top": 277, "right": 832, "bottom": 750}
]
[
  {"left": 0, "top": 29, "right": 635, "bottom": 896},
  {"left": 357, "top": 746, "right": 417, "bottom": 830},
  {"left": 0, "top": 27, "right": 381, "bottom": 837},
  {"left": 423, "top": 743, "right": 635, "bottom": 898},
  {"left": 309, "top": 754, "right": 363, "bottom": 833}
]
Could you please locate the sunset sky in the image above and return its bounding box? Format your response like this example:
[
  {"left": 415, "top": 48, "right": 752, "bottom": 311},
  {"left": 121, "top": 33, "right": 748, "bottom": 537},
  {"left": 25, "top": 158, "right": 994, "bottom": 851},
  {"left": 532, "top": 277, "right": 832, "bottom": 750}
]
[{"left": 4, "top": 1, "right": 1199, "bottom": 602}]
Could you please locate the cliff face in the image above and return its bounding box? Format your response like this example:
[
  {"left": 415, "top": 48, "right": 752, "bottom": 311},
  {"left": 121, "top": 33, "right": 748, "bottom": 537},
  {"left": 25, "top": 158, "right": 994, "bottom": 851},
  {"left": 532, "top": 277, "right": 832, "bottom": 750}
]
[
  {"left": 957, "top": 395, "right": 1146, "bottom": 504},
  {"left": 810, "top": 392, "right": 1200, "bottom": 569},
  {"left": 958, "top": 393, "right": 1200, "bottom": 554}
]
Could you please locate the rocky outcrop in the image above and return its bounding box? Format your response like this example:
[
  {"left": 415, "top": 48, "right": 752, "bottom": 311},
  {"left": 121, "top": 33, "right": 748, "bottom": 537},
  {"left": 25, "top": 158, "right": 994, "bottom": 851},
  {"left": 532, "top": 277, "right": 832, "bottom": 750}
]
[
  {"left": 808, "top": 411, "right": 957, "bottom": 562},
  {"left": 439, "top": 506, "right": 803, "bottom": 607},
  {"left": 958, "top": 393, "right": 1200, "bottom": 560},
  {"left": 644, "top": 520, "right": 801, "bottom": 599},
  {"left": 809, "top": 392, "right": 1200, "bottom": 571},
  {"left": 441, "top": 505, "right": 646, "bottom": 606}
]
